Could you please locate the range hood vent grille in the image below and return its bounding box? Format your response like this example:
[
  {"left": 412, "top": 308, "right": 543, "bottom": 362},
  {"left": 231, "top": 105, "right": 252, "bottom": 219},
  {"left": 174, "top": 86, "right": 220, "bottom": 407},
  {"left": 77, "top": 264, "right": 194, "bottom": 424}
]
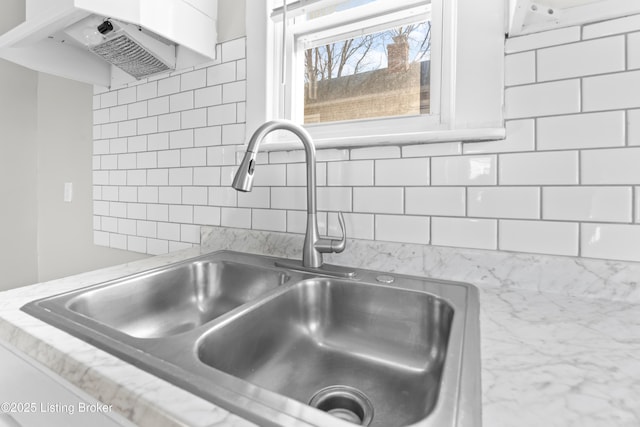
[{"left": 90, "top": 33, "right": 174, "bottom": 79}]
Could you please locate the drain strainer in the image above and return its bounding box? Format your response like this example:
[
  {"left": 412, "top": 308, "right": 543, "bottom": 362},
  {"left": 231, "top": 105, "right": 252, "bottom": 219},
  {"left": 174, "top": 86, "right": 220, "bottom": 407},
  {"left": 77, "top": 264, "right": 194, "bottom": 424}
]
[{"left": 308, "top": 385, "right": 374, "bottom": 426}]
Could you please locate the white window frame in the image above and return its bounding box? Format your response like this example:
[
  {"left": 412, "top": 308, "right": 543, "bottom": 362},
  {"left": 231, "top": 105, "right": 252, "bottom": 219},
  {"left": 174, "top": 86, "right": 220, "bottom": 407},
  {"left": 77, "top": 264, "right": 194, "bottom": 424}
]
[{"left": 246, "top": 0, "right": 506, "bottom": 151}]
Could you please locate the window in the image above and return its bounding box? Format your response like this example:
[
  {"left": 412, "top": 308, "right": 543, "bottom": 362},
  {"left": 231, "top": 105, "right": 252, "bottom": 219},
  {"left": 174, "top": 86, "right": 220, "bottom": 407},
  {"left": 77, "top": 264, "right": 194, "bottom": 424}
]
[{"left": 246, "top": 0, "right": 506, "bottom": 150}]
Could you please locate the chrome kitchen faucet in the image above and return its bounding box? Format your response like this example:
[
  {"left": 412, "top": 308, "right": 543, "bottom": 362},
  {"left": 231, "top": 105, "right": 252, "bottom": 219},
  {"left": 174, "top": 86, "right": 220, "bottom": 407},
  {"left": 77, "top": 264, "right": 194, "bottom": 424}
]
[{"left": 232, "top": 120, "right": 346, "bottom": 269}]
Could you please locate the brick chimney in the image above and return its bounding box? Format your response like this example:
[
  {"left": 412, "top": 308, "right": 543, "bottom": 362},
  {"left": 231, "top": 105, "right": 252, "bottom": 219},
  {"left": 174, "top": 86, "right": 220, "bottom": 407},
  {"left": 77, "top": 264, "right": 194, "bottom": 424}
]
[{"left": 387, "top": 35, "right": 409, "bottom": 72}]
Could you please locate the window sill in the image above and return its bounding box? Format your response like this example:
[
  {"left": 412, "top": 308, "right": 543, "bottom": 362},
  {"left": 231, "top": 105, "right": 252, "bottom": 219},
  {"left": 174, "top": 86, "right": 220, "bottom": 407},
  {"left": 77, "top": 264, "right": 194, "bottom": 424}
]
[{"left": 259, "top": 127, "right": 506, "bottom": 152}]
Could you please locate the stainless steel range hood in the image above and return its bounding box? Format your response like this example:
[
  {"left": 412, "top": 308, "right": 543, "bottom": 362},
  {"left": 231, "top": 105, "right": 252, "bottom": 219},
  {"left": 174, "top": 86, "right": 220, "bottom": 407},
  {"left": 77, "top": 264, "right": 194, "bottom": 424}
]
[{"left": 0, "top": 0, "right": 217, "bottom": 88}]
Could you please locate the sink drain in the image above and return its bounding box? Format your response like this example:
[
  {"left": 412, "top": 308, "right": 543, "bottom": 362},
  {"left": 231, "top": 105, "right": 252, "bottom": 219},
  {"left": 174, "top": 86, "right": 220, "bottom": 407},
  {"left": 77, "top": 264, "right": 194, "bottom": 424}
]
[{"left": 308, "top": 385, "right": 374, "bottom": 426}]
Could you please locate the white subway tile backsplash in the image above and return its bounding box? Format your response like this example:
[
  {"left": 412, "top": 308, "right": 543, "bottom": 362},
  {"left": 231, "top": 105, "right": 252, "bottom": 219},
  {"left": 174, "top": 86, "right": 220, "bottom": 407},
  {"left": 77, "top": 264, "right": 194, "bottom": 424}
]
[
  {"left": 353, "top": 188, "right": 403, "bottom": 214},
  {"left": 221, "top": 123, "right": 245, "bottom": 145},
  {"left": 318, "top": 187, "right": 352, "bottom": 212},
  {"left": 287, "top": 210, "right": 326, "bottom": 235},
  {"left": 92, "top": 33, "right": 640, "bottom": 261},
  {"left": 137, "top": 82, "right": 158, "bottom": 101},
  {"left": 582, "top": 148, "right": 640, "bottom": 184},
  {"left": 208, "top": 104, "right": 237, "bottom": 126},
  {"left": 351, "top": 146, "right": 400, "bottom": 160},
  {"left": 406, "top": 187, "right": 465, "bottom": 216},
  {"left": 170, "top": 91, "right": 194, "bottom": 112},
  {"left": 463, "top": 119, "right": 535, "bottom": 154},
  {"left": 583, "top": 14, "right": 640, "bottom": 39},
  {"left": 110, "top": 105, "right": 127, "bottom": 122},
  {"left": 432, "top": 218, "right": 497, "bottom": 250},
  {"left": 128, "top": 101, "right": 147, "bottom": 119},
  {"left": 581, "top": 223, "right": 640, "bottom": 262},
  {"left": 207, "top": 62, "right": 236, "bottom": 86},
  {"left": 500, "top": 151, "right": 578, "bottom": 185},
  {"left": 237, "top": 187, "right": 270, "bottom": 208},
  {"left": 110, "top": 234, "right": 127, "bottom": 250},
  {"left": 118, "top": 120, "right": 137, "bottom": 137},
  {"left": 222, "top": 38, "right": 246, "bottom": 62},
  {"left": 136, "top": 220, "right": 157, "bottom": 238},
  {"left": 110, "top": 138, "right": 127, "bottom": 154},
  {"left": 118, "top": 87, "right": 136, "bottom": 105},
  {"left": 148, "top": 133, "right": 169, "bottom": 150},
  {"left": 375, "top": 158, "right": 429, "bottom": 186},
  {"left": 181, "top": 148, "right": 207, "bottom": 167},
  {"left": 505, "top": 80, "right": 581, "bottom": 119},
  {"left": 505, "top": 51, "right": 535, "bottom": 86},
  {"left": 169, "top": 168, "right": 193, "bottom": 186},
  {"left": 287, "top": 163, "right": 327, "bottom": 187},
  {"left": 118, "top": 187, "right": 137, "bottom": 203},
  {"left": 431, "top": 155, "right": 497, "bottom": 186},
  {"left": 101, "top": 91, "right": 118, "bottom": 108},
  {"left": 169, "top": 130, "right": 193, "bottom": 149},
  {"left": 148, "top": 96, "right": 169, "bottom": 116},
  {"left": 537, "top": 112, "right": 625, "bottom": 150},
  {"left": 194, "top": 206, "right": 221, "bottom": 225},
  {"left": 583, "top": 70, "right": 640, "bottom": 111},
  {"left": 271, "top": 187, "right": 306, "bottom": 210},
  {"left": 252, "top": 209, "right": 286, "bottom": 232},
  {"left": 505, "top": 26, "right": 581, "bottom": 53},
  {"left": 182, "top": 187, "right": 208, "bottom": 205},
  {"left": 252, "top": 164, "right": 286, "bottom": 186},
  {"left": 147, "top": 239, "right": 169, "bottom": 255},
  {"left": 327, "top": 161, "right": 374, "bottom": 186},
  {"left": 223, "top": 81, "right": 246, "bottom": 104},
  {"left": 221, "top": 207, "right": 251, "bottom": 228},
  {"left": 181, "top": 69, "right": 207, "bottom": 91},
  {"left": 127, "top": 203, "right": 146, "bottom": 220},
  {"left": 147, "top": 204, "right": 169, "bottom": 222},
  {"left": 147, "top": 169, "right": 168, "bottom": 186},
  {"left": 181, "top": 109, "right": 207, "bottom": 129},
  {"left": 117, "top": 154, "right": 136, "bottom": 170},
  {"left": 181, "top": 224, "right": 201, "bottom": 243},
  {"left": 157, "top": 150, "right": 180, "bottom": 168},
  {"left": 376, "top": 215, "right": 430, "bottom": 245},
  {"left": 402, "top": 142, "right": 461, "bottom": 158},
  {"left": 158, "top": 75, "right": 180, "bottom": 96},
  {"left": 500, "top": 220, "right": 578, "bottom": 256},
  {"left": 138, "top": 187, "right": 159, "bottom": 203},
  {"left": 537, "top": 36, "right": 625, "bottom": 81},
  {"left": 327, "top": 213, "right": 373, "bottom": 240},
  {"left": 628, "top": 32, "right": 640, "bottom": 70},
  {"left": 127, "top": 170, "right": 147, "bottom": 186},
  {"left": 194, "top": 167, "right": 220, "bottom": 186},
  {"left": 195, "top": 127, "right": 222, "bottom": 147},
  {"left": 543, "top": 187, "right": 632, "bottom": 222},
  {"left": 158, "top": 112, "right": 181, "bottom": 132},
  {"left": 195, "top": 86, "right": 223, "bottom": 108},
  {"left": 127, "top": 236, "right": 147, "bottom": 253},
  {"left": 157, "top": 222, "right": 180, "bottom": 241},
  {"left": 159, "top": 187, "right": 181, "bottom": 204},
  {"left": 468, "top": 187, "right": 540, "bottom": 219},
  {"left": 169, "top": 205, "right": 193, "bottom": 223}
]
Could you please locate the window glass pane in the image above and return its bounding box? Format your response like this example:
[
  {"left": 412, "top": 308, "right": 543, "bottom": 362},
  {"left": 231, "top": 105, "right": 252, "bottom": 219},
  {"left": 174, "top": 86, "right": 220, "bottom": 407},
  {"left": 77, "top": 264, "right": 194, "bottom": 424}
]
[{"left": 303, "top": 21, "right": 431, "bottom": 124}]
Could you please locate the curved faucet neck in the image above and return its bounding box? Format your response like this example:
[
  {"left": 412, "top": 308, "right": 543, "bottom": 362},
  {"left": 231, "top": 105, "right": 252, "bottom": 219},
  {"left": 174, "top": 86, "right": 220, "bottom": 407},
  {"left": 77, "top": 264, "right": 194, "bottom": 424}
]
[{"left": 246, "top": 120, "right": 317, "bottom": 215}]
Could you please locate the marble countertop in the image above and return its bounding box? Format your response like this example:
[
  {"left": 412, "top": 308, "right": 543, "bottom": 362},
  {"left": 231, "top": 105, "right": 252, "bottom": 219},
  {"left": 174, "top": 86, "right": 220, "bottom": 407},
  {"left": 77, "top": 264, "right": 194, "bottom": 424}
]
[{"left": 0, "top": 227, "right": 639, "bottom": 427}]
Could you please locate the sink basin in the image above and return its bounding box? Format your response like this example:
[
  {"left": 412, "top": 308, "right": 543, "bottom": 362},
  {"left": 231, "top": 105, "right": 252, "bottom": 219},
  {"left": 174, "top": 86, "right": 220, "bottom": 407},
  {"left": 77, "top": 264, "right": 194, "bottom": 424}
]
[
  {"left": 22, "top": 250, "right": 481, "bottom": 427},
  {"left": 198, "top": 278, "right": 454, "bottom": 427},
  {"left": 66, "top": 260, "right": 290, "bottom": 338}
]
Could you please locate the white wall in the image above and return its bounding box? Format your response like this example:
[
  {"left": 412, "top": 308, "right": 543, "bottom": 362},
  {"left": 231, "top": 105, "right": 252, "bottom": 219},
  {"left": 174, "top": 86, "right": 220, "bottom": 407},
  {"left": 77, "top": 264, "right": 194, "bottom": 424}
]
[
  {"left": 0, "top": 0, "right": 38, "bottom": 291},
  {"left": 36, "top": 74, "right": 148, "bottom": 283}
]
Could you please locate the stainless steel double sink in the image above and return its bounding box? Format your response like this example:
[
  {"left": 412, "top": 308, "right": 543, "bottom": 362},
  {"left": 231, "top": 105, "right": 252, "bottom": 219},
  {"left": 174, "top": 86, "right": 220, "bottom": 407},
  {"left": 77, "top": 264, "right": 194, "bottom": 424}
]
[{"left": 22, "top": 250, "right": 481, "bottom": 427}]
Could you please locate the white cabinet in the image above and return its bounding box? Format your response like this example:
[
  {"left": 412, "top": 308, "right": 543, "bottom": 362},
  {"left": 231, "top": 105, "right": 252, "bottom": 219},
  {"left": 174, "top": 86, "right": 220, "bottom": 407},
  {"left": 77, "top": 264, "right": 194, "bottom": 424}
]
[{"left": 0, "top": 342, "right": 133, "bottom": 427}]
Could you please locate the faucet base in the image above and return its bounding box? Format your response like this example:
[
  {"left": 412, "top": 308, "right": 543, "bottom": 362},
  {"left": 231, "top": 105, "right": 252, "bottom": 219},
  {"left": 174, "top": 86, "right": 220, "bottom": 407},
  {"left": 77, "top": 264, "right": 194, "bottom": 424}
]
[{"left": 275, "top": 259, "right": 357, "bottom": 279}]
